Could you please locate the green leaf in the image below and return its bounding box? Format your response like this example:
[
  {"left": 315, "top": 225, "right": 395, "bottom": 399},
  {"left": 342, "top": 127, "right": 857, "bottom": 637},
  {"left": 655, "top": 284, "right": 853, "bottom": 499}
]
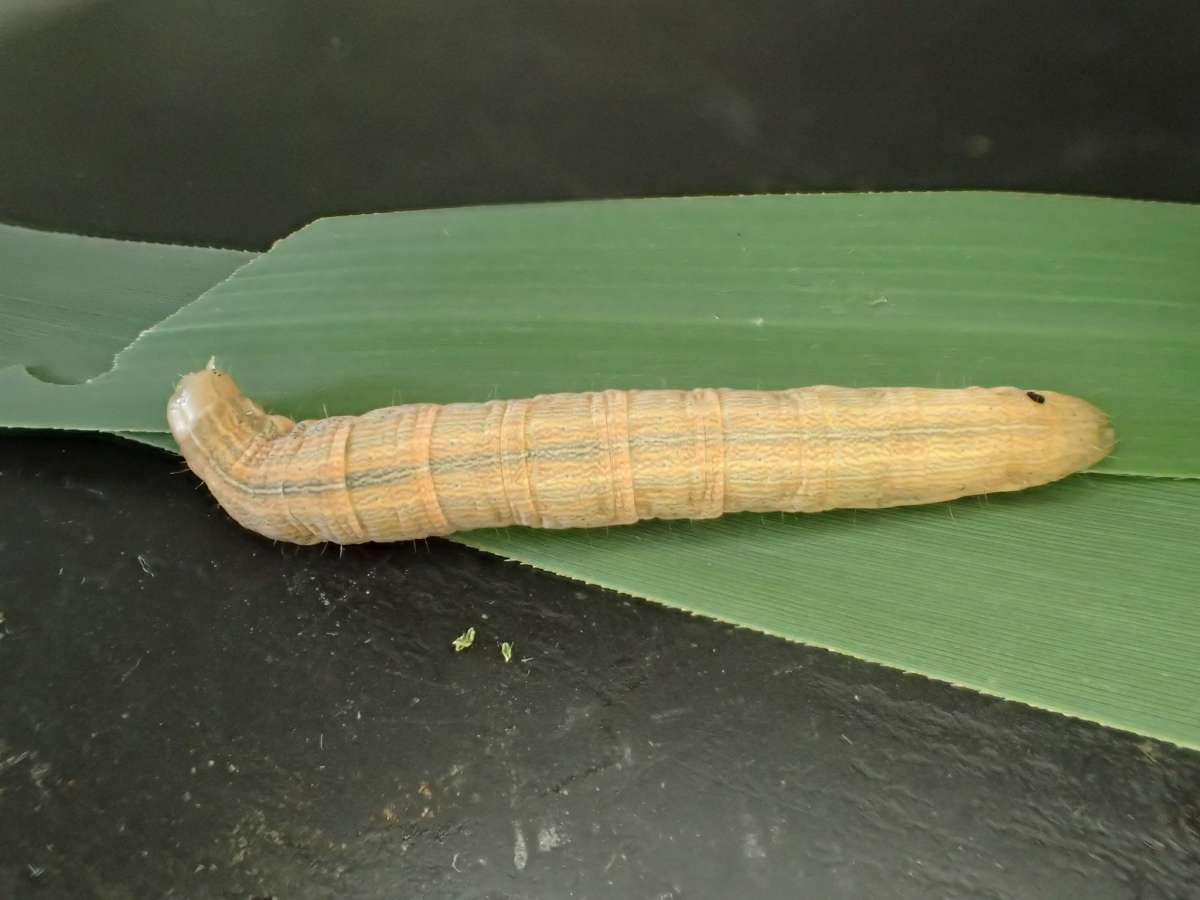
[
  {"left": 2, "top": 192, "right": 1198, "bottom": 746},
  {"left": 1, "top": 193, "right": 1196, "bottom": 477},
  {"left": 0, "top": 222, "right": 252, "bottom": 383}
]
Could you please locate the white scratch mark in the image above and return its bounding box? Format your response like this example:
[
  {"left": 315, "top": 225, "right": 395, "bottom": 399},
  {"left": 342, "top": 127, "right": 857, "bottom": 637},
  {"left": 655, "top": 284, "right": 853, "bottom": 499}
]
[
  {"left": 513, "top": 822, "right": 528, "bottom": 871},
  {"left": 119, "top": 654, "right": 145, "bottom": 684},
  {"left": 743, "top": 831, "right": 767, "bottom": 859}
]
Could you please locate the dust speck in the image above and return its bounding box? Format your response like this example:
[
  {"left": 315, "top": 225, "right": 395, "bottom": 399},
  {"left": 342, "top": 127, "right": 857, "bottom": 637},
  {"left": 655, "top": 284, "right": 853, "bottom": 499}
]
[
  {"left": 743, "top": 831, "right": 767, "bottom": 859},
  {"left": 537, "top": 824, "right": 568, "bottom": 852},
  {"left": 963, "top": 134, "right": 993, "bottom": 157}
]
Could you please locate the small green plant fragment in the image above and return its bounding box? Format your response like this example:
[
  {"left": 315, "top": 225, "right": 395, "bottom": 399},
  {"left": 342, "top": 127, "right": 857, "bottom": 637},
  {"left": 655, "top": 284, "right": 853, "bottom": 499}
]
[
  {"left": 500, "top": 642, "right": 514, "bottom": 663},
  {"left": 451, "top": 626, "right": 476, "bottom": 652}
]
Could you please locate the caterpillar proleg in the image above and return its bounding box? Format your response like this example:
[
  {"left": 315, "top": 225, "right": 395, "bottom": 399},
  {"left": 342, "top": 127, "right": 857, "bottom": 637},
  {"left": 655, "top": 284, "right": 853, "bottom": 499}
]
[{"left": 167, "top": 365, "right": 1114, "bottom": 546}]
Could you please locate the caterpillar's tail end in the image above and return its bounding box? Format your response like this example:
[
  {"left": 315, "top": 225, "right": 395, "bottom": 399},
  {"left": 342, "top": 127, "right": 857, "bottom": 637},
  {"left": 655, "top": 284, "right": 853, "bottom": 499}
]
[{"left": 1038, "top": 390, "right": 1115, "bottom": 476}]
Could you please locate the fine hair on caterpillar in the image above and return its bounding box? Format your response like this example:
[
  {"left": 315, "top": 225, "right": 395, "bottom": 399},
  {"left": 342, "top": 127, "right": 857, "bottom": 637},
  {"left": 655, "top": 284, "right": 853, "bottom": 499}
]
[{"left": 167, "top": 366, "right": 1115, "bottom": 546}]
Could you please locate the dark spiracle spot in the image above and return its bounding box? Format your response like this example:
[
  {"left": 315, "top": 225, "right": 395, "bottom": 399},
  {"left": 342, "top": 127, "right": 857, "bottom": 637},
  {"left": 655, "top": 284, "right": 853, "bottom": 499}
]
[{"left": 1026, "top": 391, "right": 1046, "bottom": 404}]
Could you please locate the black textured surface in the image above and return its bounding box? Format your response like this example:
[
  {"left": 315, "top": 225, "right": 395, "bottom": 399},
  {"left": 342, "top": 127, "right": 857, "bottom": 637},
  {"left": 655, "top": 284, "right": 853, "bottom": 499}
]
[
  {"left": 2, "top": 2, "right": 1200, "bottom": 898},
  {"left": 4, "top": 434, "right": 1200, "bottom": 900}
]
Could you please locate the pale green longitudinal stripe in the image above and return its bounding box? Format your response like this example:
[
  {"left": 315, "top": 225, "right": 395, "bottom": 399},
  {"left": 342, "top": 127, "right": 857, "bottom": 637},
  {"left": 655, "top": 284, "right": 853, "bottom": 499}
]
[{"left": 1, "top": 192, "right": 1199, "bottom": 747}]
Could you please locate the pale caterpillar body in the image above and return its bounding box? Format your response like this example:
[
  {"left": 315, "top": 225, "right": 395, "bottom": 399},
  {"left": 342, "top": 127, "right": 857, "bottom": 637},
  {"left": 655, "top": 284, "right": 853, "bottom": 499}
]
[{"left": 167, "top": 366, "right": 1114, "bottom": 546}]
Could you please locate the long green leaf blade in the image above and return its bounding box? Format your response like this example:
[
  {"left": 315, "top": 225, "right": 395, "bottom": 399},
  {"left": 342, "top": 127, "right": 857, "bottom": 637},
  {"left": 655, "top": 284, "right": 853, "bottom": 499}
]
[
  {"left": 0, "top": 193, "right": 1196, "bottom": 476},
  {"left": 0, "top": 222, "right": 252, "bottom": 383}
]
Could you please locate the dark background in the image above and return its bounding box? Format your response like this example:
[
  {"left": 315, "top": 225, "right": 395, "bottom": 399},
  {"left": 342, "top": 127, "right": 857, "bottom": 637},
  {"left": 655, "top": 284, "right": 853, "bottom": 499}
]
[{"left": 2, "top": 2, "right": 1199, "bottom": 898}]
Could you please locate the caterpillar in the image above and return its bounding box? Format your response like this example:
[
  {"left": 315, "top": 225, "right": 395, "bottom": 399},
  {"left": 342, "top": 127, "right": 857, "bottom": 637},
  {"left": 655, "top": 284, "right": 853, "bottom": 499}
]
[{"left": 167, "top": 363, "right": 1114, "bottom": 546}]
